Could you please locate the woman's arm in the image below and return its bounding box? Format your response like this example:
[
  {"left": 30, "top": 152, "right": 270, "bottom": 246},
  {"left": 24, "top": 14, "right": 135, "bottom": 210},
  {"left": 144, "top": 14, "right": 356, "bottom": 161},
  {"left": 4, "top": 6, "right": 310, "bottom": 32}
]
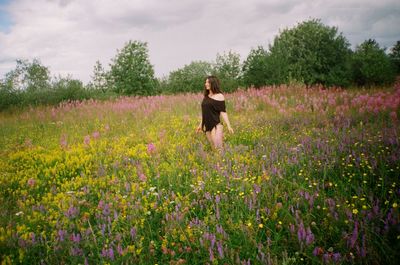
[
  {"left": 221, "top": 112, "right": 234, "bottom": 133},
  {"left": 196, "top": 119, "right": 202, "bottom": 133}
]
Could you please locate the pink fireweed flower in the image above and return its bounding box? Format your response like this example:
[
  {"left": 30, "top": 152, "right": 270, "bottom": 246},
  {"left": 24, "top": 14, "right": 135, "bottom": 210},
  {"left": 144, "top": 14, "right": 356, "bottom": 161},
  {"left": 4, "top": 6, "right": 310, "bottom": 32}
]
[
  {"left": 139, "top": 173, "right": 147, "bottom": 182},
  {"left": 147, "top": 143, "right": 156, "bottom": 154},
  {"left": 83, "top": 135, "right": 90, "bottom": 145},
  {"left": 27, "top": 178, "right": 36, "bottom": 187},
  {"left": 60, "top": 134, "right": 68, "bottom": 148},
  {"left": 92, "top": 131, "right": 100, "bottom": 139}
]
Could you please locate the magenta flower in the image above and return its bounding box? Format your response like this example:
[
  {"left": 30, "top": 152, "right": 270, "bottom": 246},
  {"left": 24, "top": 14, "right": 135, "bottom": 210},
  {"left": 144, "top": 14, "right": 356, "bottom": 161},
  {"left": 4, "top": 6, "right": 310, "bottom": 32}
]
[
  {"left": 139, "top": 173, "right": 147, "bottom": 182},
  {"left": 83, "top": 135, "right": 90, "bottom": 145},
  {"left": 71, "top": 233, "right": 81, "bottom": 243},
  {"left": 60, "top": 134, "right": 68, "bottom": 148},
  {"left": 92, "top": 131, "right": 100, "bottom": 139},
  {"left": 147, "top": 143, "right": 156, "bottom": 154},
  {"left": 27, "top": 178, "right": 36, "bottom": 187}
]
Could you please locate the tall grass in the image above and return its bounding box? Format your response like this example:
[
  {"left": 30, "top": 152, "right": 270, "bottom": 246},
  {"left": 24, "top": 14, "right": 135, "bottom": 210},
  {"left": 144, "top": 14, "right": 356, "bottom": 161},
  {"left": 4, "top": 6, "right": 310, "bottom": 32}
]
[{"left": 0, "top": 84, "right": 399, "bottom": 264}]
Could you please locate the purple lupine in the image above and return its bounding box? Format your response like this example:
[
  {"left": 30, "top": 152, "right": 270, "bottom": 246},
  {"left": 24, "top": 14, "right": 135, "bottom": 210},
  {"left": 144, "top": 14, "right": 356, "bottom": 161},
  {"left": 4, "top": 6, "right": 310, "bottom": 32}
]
[
  {"left": 305, "top": 227, "right": 315, "bottom": 245},
  {"left": 209, "top": 247, "right": 214, "bottom": 262},
  {"left": 117, "top": 244, "right": 124, "bottom": 256},
  {"left": 130, "top": 227, "right": 137, "bottom": 240},
  {"left": 108, "top": 248, "right": 114, "bottom": 260},
  {"left": 323, "top": 253, "right": 331, "bottom": 263},
  {"left": 253, "top": 184, "right": 261, "bottom": 194},
  {"left": 216, "top": 224, "right": 227, "bottom": 239},
  {"left": 71, "top": 247, "right": 83, "bottom": 256},
  {"left": 360, "top": 234, "right": 367, "bottom": 257},
  {"left": 217, "top": 241, "right": 224, "bottom": 258},
  {"left": 210, "top": 233, "right": 216, "bottom": 249},
  {"left": 289, "top": 223, "right": 295, "bottom": 234},
  {"left": 71, "top": 233, "right": 81, "bottom": 243},
  {"left": 257, "top": 243, "right": 265, "bottom": 262},
  {"left": 102, "top": 203, "right": 110, "bottom": 216},
  {"left": 58, "top": 229, "right": 66, "bottom": 242},
  {"left": 215, "top": 194, "right": 220, "bottom": 204},
  {"left": 98, "top": 200, "right": 104, "bottom": 209},
  {"left": 101, "top": 248, "right": 108, "bottom": 258},
  {"left": 297, "top": 222, "right": 306, "bottom": 242},
  {"left": 101, "top": 247, "right": 115, "bottom": 260},
  {"left": 348, "top": 221, "right": 358, "bottom": 248},
  {"left": 332, "top": 253, "right": 341, "bottom": 263},
  {"left": 65, "top": 205, "right": 79, "bottom": 218},
  {"left": 313, "top": 247, "right": 323, "bottom": 256},
  {"left": 101, "top": 224, "right": 106, "bottom": 236}
]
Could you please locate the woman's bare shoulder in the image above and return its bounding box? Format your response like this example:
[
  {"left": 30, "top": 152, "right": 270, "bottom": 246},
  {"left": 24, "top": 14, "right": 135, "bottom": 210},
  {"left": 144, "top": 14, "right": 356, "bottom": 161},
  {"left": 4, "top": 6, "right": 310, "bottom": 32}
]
[{"left": 213, "top": 93, "right": 225, "bottom": 101}]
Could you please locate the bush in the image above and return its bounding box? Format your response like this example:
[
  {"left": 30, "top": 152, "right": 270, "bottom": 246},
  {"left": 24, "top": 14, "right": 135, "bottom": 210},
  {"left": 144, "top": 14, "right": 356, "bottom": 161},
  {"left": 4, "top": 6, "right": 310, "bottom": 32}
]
[
  {"left": 163, "top": 61, "right": 212, "bottom": 94},
  {"left": 389, "top": 40, "right": 400, "bottom": 74},
  {"left": 352, "top": 39, "right": 396, "bottom": 86},
  {"left": 109, "top": 40, "right": 157, "bottom": 96},
  {"left": 242, "top": 46, "right": 270, "bottom": 88},
  {"left": 213, "top": 51, "right": 242, "bottom": 92},
  {"left": 268, "top": 18, "right": 352, "bottom": 87}
]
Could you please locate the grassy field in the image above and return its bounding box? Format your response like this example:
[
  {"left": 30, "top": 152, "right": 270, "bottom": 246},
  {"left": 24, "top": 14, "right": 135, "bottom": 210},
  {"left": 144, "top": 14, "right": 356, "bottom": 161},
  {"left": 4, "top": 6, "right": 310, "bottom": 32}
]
[{"left": 0, "top": 84, "right": 399, "bottom": 264}]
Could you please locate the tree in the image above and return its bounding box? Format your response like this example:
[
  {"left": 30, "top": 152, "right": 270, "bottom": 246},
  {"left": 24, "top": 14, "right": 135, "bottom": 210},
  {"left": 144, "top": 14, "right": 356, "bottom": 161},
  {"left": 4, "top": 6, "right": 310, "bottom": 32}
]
[
  {"left": 242, "top": 46, "right": 270, "bottom": 88},
  {"left": 165, "top": 61, "right": 212, "bottom": 94},
  {"left": 213, "top": 51, "right": 242, "bottom": 92},
  {"left": 268, "top": 18, "right": 352, "bottom": 87},
  {"left": 352, "top": 39, "right": 396, "bottom": 86},
  {"left": 2, "top": 59, "right": 50, "bottom": 92},
  {"left": 25, "top": 59, "right": 51, "bottom": 92},
  {"left": 109, "top": 40, "right": 156, "bottom": 95},
  {"left": 389, "top": 40, "right": 400, "bottom": 74},
  {"left": 90, "top": 60, "right": 108, "bottom": 92}
]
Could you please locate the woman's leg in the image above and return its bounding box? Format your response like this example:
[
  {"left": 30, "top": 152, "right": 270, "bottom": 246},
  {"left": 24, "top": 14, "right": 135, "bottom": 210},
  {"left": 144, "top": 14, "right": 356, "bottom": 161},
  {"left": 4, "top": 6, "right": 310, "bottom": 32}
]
[
  {"left": 205, "top": 131, "right": 214, "bottom": 148},
  {"left": 211, "top": 124, "right": 224, "bottom": 149}
]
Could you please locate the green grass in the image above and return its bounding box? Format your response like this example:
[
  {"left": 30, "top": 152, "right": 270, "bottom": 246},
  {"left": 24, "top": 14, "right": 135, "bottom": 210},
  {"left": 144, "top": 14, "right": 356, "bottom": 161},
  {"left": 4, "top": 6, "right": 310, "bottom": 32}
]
[{"left": 0, "top": 85, "right": 399, "bottom": 264}]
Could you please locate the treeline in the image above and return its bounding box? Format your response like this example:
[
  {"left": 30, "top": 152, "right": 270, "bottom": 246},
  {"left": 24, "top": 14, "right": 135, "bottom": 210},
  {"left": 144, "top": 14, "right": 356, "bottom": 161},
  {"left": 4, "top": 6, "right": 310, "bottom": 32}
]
[{"left": 1, "top": 19, "right": 400, "bottom": 111}]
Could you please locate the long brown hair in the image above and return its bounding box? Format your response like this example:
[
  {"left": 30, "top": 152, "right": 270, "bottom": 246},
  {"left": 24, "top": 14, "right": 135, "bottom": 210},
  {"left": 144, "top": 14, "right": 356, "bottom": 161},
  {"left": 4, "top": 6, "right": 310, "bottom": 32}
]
[{"left": 204, "top": 75, "right": 222, "bottom": 96}]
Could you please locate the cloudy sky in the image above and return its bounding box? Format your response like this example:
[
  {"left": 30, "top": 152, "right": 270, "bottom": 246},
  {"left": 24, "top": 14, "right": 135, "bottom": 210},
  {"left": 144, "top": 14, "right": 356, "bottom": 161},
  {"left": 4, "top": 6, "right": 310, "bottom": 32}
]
[{"left": 0, "top": 0, "right": 399, "bottom": 83}]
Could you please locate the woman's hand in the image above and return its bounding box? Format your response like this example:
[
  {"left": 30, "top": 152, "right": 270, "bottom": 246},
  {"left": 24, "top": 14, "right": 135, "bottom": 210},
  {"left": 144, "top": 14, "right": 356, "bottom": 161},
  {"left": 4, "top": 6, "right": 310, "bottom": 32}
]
[
  {"left": 227, "top": 126, "right": 234, "bottom": 134},
  {"left": 196, "top": 126, "right": 202, "bottom": 133}
]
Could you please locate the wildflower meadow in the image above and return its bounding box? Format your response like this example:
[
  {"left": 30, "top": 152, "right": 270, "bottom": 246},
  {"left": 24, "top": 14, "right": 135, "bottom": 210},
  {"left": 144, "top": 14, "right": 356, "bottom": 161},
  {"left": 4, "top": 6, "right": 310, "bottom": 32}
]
[{"left": 1, "top": 83, "right": 399, "bottom": 264}]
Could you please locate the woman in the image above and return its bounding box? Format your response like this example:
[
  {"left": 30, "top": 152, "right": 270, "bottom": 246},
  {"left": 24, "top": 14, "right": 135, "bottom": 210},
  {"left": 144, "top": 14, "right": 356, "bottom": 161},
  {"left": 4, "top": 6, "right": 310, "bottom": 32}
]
[{"left": 196, "top": 76, "right": 234, "bottom": 149}]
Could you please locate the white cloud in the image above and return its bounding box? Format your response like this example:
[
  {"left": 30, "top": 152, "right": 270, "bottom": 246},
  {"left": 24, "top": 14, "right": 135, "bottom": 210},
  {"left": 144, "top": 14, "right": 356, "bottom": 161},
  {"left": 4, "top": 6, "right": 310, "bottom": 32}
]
[{"left": 0, "top": 0, "right": 399, "bottom": 83}]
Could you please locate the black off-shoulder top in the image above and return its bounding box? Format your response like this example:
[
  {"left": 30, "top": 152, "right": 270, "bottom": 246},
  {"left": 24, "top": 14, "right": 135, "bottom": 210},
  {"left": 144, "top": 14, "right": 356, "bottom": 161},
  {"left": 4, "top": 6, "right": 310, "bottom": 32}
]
[{"left": 201, "top": 96, "right": 226, "bottom": 132}]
